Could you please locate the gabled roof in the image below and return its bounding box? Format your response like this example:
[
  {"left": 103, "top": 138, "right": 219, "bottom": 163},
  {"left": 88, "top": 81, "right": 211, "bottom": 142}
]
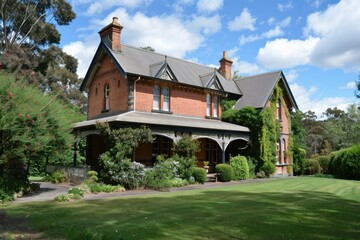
[
  {"left": 233, "top": 70, "right": 298, "bottom": 110},
  {"left": 81, "top": 41, "right": 242, "bottom": 95}
]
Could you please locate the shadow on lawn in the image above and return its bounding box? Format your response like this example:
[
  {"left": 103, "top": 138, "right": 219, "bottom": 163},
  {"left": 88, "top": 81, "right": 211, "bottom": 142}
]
[{"left": 6, "top": 189, "right": 360, "bottom": 240}]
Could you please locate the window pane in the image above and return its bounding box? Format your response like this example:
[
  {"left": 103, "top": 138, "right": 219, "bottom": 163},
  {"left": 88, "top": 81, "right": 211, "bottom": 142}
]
[
  {"left": 206, "top": 94, "right": 211, "bottom": 116},
  {"left": 213, "top": 96, "right": 218, "bottom": 117},
  {"left": 153, "top": 85, "right": 160, "bottom": 110},
  {"left": 163, "top": 87, "right": 169, "bottom": 111},
  {"left": 104, "top": 84, "right": 110, "bottom": 110}
]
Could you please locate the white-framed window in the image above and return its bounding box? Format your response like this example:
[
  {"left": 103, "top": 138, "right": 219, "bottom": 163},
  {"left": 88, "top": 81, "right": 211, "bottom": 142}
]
[
  {"left": 153, "top": 84, "right": 160, "bottom": 110},
  {"left": 162, "top": 86, "right": 170, "bottom": 111},
  {"left": 104, "top": 83, "right": 110, "bottom": 111},
  {"left": 213, "top": 95, "right": 219, "bottom": 118},
  {"left": 206, "top": 94, "right": 211, "bottom": 116}
]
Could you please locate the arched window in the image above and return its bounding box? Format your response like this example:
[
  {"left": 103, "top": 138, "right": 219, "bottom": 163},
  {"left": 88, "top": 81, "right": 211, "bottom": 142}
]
[
  {"left": 282, "top": 138, "right": 286, "bottom": 163},
  {"left": 153, "top": 85, "right": 160, "bottom": 110},
  {"left": 206, "top": 94, "right": 211, "bottom": 116},
  {"left": 104, "top": 83, "right": 110, "bottom": 111},
  {"left": 213, "top": 95, "right": 219, "bottom": 118},
  {"left": 162, "top": 86, "right": 170, "bottom": 111}
]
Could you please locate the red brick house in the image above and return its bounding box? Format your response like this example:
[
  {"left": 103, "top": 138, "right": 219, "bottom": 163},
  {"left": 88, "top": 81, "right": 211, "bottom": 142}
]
[{"left": 73, "top": 17, "right": 298, "bottom": 175}]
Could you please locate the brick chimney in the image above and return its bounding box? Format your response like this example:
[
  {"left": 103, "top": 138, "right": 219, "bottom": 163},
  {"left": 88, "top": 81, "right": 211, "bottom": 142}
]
[
  {"left": 98, "top": 17, "right": 123, "bottom": 51},
  {"left": 219, "top": 51, "right": 233, "bottom": 80}
]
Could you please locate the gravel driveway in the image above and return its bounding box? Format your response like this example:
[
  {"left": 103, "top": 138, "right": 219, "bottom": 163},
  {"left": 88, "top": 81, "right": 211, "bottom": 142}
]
[{"left": 14, "top": 182, "right": 71, "bottom": 203}]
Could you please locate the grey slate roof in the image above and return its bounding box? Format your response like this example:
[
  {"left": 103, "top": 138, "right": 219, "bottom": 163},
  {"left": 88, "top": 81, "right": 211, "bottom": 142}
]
[
  {"left": 233, "top": 71, "right": 298, "bottom": 110},
  {"left": 74, "top": 111, "right": 250, "bottom": 133},
  {"left": 81, "top": 41, "right": 242, "bottom": 95}
]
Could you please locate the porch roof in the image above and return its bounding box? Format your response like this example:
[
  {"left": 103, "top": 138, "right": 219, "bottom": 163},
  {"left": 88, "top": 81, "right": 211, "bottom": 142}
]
[{"left": 73, "top": 111, "right": 249, "bottom": 133}]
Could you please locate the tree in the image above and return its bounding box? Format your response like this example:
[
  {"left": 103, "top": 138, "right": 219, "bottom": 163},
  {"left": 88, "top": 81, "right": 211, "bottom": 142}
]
[
  {"left": 0, "top": 1, "right": 87, "bottom": 112},
  {"left": 0, "top": 0, "right": 75, "bottom": 58},
  {"left": 0, "top": 73, "right": 84, "bottom": 201}
]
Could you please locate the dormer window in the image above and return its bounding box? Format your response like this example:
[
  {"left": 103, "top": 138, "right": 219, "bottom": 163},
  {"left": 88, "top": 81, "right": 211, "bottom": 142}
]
[
  {"left": 206, "top": 94, "right": 211, "bottom": 116},
  {"left": 153, "top": 85, "right": 160, "bottom": 110},
  {"left": 104, "top": 83, "right": 110, "bottom": 111}
]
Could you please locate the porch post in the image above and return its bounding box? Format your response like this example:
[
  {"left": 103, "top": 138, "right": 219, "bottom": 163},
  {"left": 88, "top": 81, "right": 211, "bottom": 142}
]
[
  {"left": 221, "top": 141, "right": 225, "bottom": 163},
  {"left": 73, "top": 141, "right": 77, "bottom": 167}
]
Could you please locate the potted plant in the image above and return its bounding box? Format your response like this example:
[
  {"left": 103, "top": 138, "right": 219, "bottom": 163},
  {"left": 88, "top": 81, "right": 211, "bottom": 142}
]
[{"left": 203, "top": 161, "right": 209, "bottom": 173}]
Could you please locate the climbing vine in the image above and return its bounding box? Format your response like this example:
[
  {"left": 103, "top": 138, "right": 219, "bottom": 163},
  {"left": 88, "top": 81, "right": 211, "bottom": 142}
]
[{"left": 222, "top": 83, "right": 292, "bottom": 176}]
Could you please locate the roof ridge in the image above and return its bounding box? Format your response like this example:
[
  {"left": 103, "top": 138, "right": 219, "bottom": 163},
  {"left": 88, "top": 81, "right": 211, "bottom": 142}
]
[
  {"left": 120, "top": 43, "right": 216, "bottom": 71},
  {"left": 234, "top": 70, "right": 282, "bottom": 81}
]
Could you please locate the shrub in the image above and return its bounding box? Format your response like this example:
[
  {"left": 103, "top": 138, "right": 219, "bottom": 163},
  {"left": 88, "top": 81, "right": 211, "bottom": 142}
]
[
  {"left": 54, "top": 194, "right": 71, "bottom": 202},
  {"left": 170, "top": 178, "right": 189, "bottom": 187},
  {"left": 68, "top": 187, "right": 85, "bottom": 198},
  {"left": 260, "top": 161, "right": 275, "bottom": 177},
  {"left": 215, "top": 164, "right": 234, "bottom": 182},
  {"left": 144, "top": 158, "right": 178, "bottom": 190},
  {"left": 192, "top": 167, "right": 207, "bottom": 184},
  {"left": 256, "top": 171, "right": 266, "bottom": 178},
  {"left": 144, "top": 170, "right": 173, "bottom": 190},
  {"left": 87, "top": 170, "right": 99, "bottom": 183},
  {"left": 44, "top": 170, "right": 67, "bottom": 184},
  {"left": 247, "top": 158, "right": 257, "bottom": 179},
  {"left": 304, "top": 159, "right": 320, "bottom": 175},
  {"left": 172, "top": 136, "right": 199, "bottom": 159},
  {"left": 87, "top": 183, "right": 125, "bottom": 193},
  {"left": 171, "top": 154, "right": 196, "bottom": 181},
  {"left": 293, "top": 147, "right": 306, "bottom": 175},
  {"left": 329, "top": 144, "right": 360, "bottom": 180},
  {"left": 317, "top": 156, "right": 330, "bottom": 174},
  {"left": 230, "top": 155, "right": 249, "bottom": 180}
]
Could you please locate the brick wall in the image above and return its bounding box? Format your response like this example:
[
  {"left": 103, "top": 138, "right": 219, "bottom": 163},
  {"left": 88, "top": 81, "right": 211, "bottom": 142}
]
[
  {"left": 135, "top": 80, "right": 222, "bottom": 118},
  {"left": 87, "top": 55, "right": 128, "bottom": 119}
]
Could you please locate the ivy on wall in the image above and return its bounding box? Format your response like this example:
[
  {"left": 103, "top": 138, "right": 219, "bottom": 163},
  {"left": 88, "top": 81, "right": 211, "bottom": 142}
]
[{"left": 222, "top": 83, "right": 292, "bottom": 175}]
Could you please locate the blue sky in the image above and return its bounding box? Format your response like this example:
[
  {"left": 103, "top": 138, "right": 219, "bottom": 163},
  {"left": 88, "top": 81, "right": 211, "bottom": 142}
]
[{"left": 59, "top": 0, "right": 360, "bottom": 117}]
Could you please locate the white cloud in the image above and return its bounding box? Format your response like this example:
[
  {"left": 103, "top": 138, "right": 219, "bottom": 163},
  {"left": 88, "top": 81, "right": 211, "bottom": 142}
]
[
  {"left": 285, "top": 69, "right": 298, "bottom": 83},
  {"left": 228, "top": 8, "right": 256, "bottom": 31},
  {"left": 290, "top": 83, "right": 353, "bottom": 117},
  {"left": 278, "top": 1, "right": 293, "bottom": 12},
  {"left": 340, "top": 81, "right": 357, "bottom": 89},
  {"left": 279, "top": 17, "right": 291, "bottom": 27},
  {"left": 239, "top": 34, "right": 261, "bottom": 45},
  {"left": 187, "top": 14, "right": 222, "bottom": 35},
  {"left": 84, "top": 0, "right": 152, "bottom": 16},
  {"left": 63, "top": 36, "right": 99, "bottom": 78},
  {"left": 257, "top": 37, "right": 320, "bottom": 69},
  {"left": 263, "top": 26, "right": 284, "bottom": 38},
  {"left": 64, "top": 8, "right": 223, "bottom": 77},
  {"left": 172, "top": 0, "right": 195, "bottom": 13},
  {"left": 196, "top": 0, "right": 223, "bottom": 13},
  {"left": 267, "top": 17, "right": 276, "bottom": 26},
  {"left": 305, "top": 0, "right": 360, "bottom": 71}
]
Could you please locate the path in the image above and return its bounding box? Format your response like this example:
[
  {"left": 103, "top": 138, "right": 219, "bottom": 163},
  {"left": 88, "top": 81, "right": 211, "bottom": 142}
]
[{"left": 14, "top": 177, "right": 278, "bottom": 203}]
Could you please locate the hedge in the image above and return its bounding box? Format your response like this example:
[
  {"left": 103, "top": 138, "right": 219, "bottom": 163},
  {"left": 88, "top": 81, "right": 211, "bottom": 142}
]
[
  {"left": 329, "top": 144, "right": 360, "bottom": 180},
  {"left": 192, "top": 167, "right": 207, "bottom": 184},
  {"left": 230, "top": 155, "right": 249, "bottom": 180}
]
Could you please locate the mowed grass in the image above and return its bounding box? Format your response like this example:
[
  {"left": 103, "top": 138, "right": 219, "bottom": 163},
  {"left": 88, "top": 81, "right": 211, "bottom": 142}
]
[{"left": 3, "top": 177, "right": 360, "bottom": 240}]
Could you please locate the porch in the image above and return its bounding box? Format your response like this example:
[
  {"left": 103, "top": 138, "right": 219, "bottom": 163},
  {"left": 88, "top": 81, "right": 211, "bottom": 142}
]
[{"left": 73, "top": 111, "right": 250, "bottom": 172}]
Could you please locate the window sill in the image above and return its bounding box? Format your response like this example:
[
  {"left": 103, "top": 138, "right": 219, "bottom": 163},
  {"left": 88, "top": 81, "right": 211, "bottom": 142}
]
[
  {"left": 151, "top": 109, "right": 173, "bottom": 114},
  {"left": 205, "top": 116, "right": 220, "bottom": 120}
]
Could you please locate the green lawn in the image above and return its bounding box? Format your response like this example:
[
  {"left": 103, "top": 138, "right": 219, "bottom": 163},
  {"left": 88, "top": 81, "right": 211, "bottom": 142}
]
[{"left": 3, "top": 177, "right": 360, "bottom": 239}]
